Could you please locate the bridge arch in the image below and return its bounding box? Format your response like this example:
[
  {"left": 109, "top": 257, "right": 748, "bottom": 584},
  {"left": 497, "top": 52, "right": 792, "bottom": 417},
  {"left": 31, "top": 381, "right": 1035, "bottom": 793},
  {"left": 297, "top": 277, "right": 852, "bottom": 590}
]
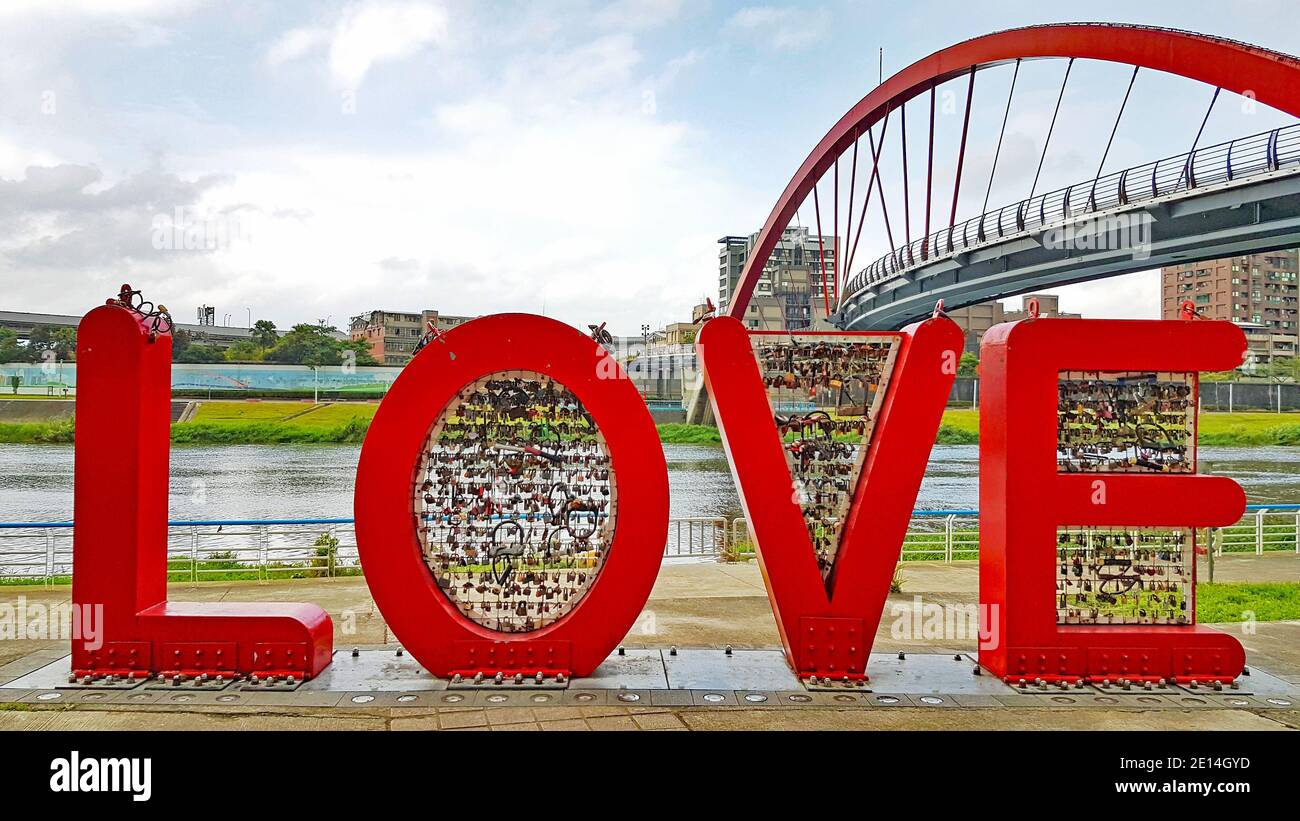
[{"left": 726, "top": 23, "right": 1300, "bottom": 321}]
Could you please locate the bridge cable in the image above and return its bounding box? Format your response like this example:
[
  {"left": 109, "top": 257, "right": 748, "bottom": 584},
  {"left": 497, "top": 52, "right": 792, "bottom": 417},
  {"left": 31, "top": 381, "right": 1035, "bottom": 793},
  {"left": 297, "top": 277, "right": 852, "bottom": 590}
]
[
  {"left": 1176, "top": 87, "right": 1221, "bottom": 191},
  {"left": 868, "top": 122, "right": 897, "bottom": 263},
  {"left": 923, "top": 85, "right": 936, "bottom": 259},
  {"left": 981, "top": 59, "right": 1020, "bottom": 220},
  {"left": 813, "top": 184, "right": 832, "bottom": 317},
  {"left": 843, "top": 130, "right": 860, "bottom": 304},
  {"left": 900, "top": 100, "right": 911, "bottom": 262},
  {"left": 1026, "top": 58, "right": 1074, "bottom": 209},
  {"left": 1088, "top": 65, "right": 1139, "bottom": 210},
  {"left": 948, "top": 67, "right": 977, "bottom": 239},
  {"left": 846, "top": 111, "right": 891, "bottom": 278},
  {"left": 833, "top": 155, "right": 840, "bottom": 305}
]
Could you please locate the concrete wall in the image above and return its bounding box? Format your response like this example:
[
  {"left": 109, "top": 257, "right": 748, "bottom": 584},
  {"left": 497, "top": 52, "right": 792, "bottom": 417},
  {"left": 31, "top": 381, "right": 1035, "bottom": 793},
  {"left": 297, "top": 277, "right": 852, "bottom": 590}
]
[{"left": 0, "top": 399, "right": 75, "bottom": 422}]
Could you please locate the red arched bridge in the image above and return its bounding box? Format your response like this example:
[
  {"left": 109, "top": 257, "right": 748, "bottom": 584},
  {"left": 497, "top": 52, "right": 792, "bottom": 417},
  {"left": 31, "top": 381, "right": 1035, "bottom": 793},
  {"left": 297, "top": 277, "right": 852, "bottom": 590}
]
[{"left": 724, "top": 23, "right": 1300, "bottom": 332}]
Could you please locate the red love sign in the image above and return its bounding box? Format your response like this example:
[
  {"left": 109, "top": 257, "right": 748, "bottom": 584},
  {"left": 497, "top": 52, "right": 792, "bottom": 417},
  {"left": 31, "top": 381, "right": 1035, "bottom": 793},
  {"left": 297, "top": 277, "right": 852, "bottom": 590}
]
[{"left": 69, "top": 299, "right": 1246, "bottom": 687}]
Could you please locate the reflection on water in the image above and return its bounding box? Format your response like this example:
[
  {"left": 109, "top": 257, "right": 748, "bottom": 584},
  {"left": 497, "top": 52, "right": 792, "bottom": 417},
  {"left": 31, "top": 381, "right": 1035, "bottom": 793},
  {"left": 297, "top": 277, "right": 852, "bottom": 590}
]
[{"left": 0, "top": 442, "right": 1298, "bottom": 523}]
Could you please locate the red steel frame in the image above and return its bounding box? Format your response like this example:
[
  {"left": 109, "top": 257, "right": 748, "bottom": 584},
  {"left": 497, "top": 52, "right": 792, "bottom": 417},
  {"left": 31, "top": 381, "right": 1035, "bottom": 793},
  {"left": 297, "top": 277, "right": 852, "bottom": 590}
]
[
  {"left": 726, "top": 23, "right": 1300, "bottom": 320},
  {"left": 698, "top": 314, "right": 963, "bottom": 680},
  {"left": 72, "top": 301, "right": 333, "bottom": 680},
  {"left": 978, "top": 316, "right": 1248, "bottom": 683},
  {"left": 352, "top": 313, "right": 668, "bottom": 679}
]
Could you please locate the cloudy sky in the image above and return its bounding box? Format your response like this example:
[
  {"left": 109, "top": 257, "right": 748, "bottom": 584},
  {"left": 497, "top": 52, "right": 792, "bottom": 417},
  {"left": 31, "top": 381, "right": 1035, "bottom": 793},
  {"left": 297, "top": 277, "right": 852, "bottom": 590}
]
[{"left": 1, "top": 0, "right": 1298, "bottom": 335}]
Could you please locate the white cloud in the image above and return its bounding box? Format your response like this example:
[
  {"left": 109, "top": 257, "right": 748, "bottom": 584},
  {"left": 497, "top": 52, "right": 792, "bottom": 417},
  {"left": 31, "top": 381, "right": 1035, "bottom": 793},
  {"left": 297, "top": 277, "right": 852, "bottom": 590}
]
[
  {"left": 0, "top": 0, "right": 201, "bottom": 17},
  {"left": 161, "top": 107, "right": 725, "bottom": 331},
  {"left": 725, "top": 5, "right": 828, "bottom": 51},
  {"left": 2, "top": 20, "right": 736, "bottom": 334},
  {"left": 330, "top": 1, "right": 448, "bottom": 89},
  {"left": 267, "top": 1, "right": 450, "bottom": 90},
  {"left": 266, "top": 26, "right": 331, "bottom": 69},
  {"left": 593, "top": 0, "right": 685, "bottom": 30},
  {"left": 434, "top": 99, "right": 512, "bottom": 133}
]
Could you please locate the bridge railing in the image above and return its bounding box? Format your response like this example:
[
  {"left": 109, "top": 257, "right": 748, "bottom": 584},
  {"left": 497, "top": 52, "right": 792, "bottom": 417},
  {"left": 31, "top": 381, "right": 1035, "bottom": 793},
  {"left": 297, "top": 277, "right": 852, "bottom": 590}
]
[
  {"left": 842, "top": 123, "right": 1300, "bottom": 302},
  {"left": 1, "top": 504, "right": 1294, "bottom": 583}
]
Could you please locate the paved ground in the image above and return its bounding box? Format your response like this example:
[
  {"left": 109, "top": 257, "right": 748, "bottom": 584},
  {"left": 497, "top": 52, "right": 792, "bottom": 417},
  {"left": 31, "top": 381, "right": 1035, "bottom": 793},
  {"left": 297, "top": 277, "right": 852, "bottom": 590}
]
[{"left": 2, "top": 553, "right": 1298, "bottom": 730}]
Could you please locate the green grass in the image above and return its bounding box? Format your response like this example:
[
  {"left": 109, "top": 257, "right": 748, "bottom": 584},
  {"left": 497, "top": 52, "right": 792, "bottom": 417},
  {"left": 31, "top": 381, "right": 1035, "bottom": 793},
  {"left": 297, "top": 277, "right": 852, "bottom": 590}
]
[
  {"left": 169, "top": 418, "right": 369, "bottom": 444},
  {"left": 1198, "top": 412, "right": 1300, "bottom": 446},
  {"left": 8, "top": 401, "right": 1300, "bottom": 446},
  {"left": 1195, "top": 582, "right": 1300, "bottom": 623},
  {"left": 189, "top": 402, "right": 304, "bottom": 423},
  {"left": 190, "top": 400, "right": 378, "bottom": 428},
  {"left": 656, "top": 423, "right": 722, "bottom": 444},
  {"left": 0, "top": 419, "right": 74, "bottom": 443}
]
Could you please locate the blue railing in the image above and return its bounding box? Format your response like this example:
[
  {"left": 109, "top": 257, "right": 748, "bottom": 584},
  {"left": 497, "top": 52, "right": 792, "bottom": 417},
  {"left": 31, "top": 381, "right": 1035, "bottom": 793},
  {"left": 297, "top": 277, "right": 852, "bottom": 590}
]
[
  {"left": 0, "top": 505, "right": 1296, "bottom": 581},
  {"left": 0, "top": 504, "right": 1295, "bottom": 529}
]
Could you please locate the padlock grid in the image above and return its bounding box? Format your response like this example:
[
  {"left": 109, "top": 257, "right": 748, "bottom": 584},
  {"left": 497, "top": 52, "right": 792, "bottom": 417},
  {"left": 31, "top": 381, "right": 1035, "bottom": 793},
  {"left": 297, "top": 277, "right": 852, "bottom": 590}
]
[
  {"left": 750, "top": 334, "right": 899, "bottom": 583},
  {"left": 415, "top": 370, "right": 616, "bottom": 634},
  {"left": 1057, "top": 370, "right": 1195, "bottom": 474},
  {"left": 1055, "top": 526, "right": 1193, "bottom": 626}
]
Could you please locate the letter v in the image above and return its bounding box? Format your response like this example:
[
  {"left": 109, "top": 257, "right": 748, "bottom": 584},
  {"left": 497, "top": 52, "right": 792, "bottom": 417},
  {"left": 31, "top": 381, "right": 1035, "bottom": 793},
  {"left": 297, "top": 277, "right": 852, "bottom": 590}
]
[{"left": 698, "top": 314, "right": 963, "bottom": 681}]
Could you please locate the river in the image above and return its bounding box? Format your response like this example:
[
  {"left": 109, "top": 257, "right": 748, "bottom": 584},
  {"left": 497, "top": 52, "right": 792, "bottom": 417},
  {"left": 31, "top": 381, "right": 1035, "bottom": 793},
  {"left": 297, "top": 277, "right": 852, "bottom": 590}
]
[{"left": 1, "top": 443, "right": 1299, "bottom": 523}]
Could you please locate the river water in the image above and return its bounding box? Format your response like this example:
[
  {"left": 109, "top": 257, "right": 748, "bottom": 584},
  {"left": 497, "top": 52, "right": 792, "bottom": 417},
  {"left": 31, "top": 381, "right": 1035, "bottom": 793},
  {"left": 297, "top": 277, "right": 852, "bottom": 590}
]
[{"left": 1, "top": 443, "right": 1299, "bottom": 524}]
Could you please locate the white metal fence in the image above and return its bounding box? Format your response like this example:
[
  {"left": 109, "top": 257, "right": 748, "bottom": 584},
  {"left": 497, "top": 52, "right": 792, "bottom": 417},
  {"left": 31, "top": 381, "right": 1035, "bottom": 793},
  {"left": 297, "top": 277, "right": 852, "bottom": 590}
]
[{"left": 1, "top": 505, "right": 1295, "bottom": 583}]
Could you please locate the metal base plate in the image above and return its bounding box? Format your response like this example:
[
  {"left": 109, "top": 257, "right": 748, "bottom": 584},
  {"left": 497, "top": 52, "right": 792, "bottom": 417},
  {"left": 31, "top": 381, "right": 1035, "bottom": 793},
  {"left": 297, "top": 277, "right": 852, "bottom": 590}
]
[
  {"left": 448, "top": 675, "right": 568, "bottom": 690},
  {"left": 2, "top": 648, "right": 1297, "bottom": 711},
  {"left": 57, "top": 675, "right": 148, "bottom": 690},
  {"left": 143, "top": 676, "right": 234, "bottom": 691}
]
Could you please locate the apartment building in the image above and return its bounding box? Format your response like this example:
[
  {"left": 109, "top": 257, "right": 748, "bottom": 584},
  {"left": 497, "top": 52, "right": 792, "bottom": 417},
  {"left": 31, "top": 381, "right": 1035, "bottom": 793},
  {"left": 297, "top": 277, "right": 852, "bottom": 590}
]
[{"left": 349, "top": 309, "right": 476, "bottom": 365}]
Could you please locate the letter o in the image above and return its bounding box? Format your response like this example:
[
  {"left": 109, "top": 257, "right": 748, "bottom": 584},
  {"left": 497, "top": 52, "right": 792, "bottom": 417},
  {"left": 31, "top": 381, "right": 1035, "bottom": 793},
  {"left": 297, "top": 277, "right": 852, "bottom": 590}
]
[{"left": 353, "top": 313, "right": 668, "bottom": 678}]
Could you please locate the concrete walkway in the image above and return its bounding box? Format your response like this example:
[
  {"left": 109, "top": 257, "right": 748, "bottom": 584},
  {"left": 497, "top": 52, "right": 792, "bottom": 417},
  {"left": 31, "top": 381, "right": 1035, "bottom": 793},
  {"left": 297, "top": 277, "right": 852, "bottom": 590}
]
[{"left": 2, "top": 553, "right": 1298, "bottom": 730}]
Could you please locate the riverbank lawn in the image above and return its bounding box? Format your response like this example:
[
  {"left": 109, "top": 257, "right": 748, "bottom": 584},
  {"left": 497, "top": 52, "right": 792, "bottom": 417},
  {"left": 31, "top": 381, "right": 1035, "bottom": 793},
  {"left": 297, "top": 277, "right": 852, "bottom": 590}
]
[
  {"left": 1196, "top": 582, "right": 1300, "bottom": 623},
  {"left": 4, "top": 400, "right": 1300, "bottom": 445},
  {"left": 190, "top": 401, "right": 378, "bottom": 428},
  {"left": 1198, "top": 412, "right": 1300, "bottom": 445}
]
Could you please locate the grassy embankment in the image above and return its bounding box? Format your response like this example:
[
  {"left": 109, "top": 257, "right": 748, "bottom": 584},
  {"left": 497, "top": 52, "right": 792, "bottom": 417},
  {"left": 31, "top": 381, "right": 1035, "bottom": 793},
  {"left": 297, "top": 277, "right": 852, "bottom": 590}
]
[{"left": 3, "top": 403, "right": 1300, "bottom": 445}]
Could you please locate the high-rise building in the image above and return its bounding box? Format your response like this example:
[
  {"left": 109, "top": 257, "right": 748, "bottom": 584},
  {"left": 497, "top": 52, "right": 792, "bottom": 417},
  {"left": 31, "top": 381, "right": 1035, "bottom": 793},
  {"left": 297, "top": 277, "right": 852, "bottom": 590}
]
[
  {"left": 1160, "top": 251, "right": 1299, "bottom": 334},
  {"left": 718, "top": 227, "right": 838, "bottom": 331},
  {"left": 349, "top": 309, "right": 476, "bottom": 365}
]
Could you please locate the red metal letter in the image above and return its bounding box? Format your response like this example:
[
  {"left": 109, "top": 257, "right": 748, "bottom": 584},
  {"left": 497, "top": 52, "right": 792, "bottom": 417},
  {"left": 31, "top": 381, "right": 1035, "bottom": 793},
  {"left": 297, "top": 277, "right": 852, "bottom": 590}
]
[
  {"left": 979, "top": 316, "right": 1246, "bottom": 684},
  {"left": 698, "top": 315, "right": 963, "bottom": 681},
  {"left": 72, "top": 299, "right": 333, "bottom": 680},
  {"left": 353, "top": 314, "right": 668, "bottom": 679}
]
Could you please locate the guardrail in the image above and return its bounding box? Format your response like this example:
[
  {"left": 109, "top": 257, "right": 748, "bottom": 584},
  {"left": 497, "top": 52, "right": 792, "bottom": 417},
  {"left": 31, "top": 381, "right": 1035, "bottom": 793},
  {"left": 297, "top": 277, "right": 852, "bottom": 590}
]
[
  {"left": 1, "top": 505, "right": 1295, "bottom": 583},
  {"left": 842, "top": 123, "right": 1300, "bottom": 301}
]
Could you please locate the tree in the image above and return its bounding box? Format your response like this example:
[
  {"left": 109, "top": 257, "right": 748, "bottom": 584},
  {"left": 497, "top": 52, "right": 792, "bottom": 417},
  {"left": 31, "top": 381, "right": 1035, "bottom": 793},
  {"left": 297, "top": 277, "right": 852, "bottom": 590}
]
[
  {"left": 264, "top": 323, "right": 377, "bottom": 367},
  {"left": 8, "top": 374, "right": 22, "bottom": 395},
  {"left": 175, "top": 343, "right": 226, "bottom": 363},
  {"left": 252, "top": 319, "right": 279, "bottom": 350},
  {"left": 171, "top": 328, "right": 193, "bottom": 362},
  {"left": 341, "top": 338, "right": 380, "bottom": 367},
  {"left": 27, "top": 325, "right": 76, "bottom": 362},
  {"left": 266, "top": 323, "right": 345, "bottom": 366},
  {"left": 1261, "top": 357, "right": 1299, "bottom": 383},
  {"left": 0, "top": 329, "right": 25, "bottom": 363},
  {"left": 958, "top": 352, "right": 979, "bottom": 377},
  {"left": 223, "top": 340, "right": 266, "bottom": 362}
]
